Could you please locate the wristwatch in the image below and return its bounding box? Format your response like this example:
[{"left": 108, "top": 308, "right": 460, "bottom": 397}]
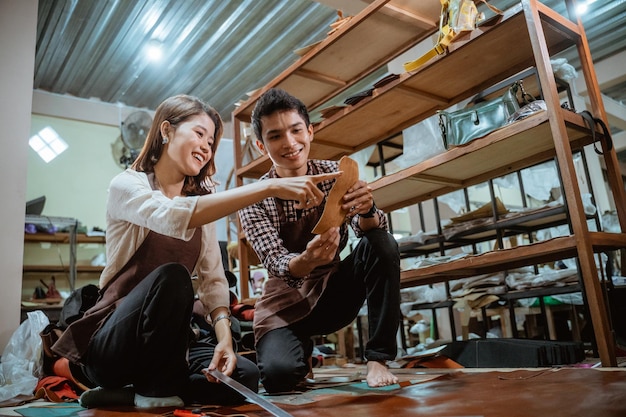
[{"left": 360, "top": 203, "right": 378, "bottom": 218}]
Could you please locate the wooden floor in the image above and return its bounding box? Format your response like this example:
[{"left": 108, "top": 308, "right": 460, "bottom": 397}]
[{"left": 2, "top": 364, "right": 626, "bottom": 417}]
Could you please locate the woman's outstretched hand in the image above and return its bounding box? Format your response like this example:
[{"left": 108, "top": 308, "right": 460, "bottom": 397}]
[{"left": 270, "top": 172, "right": 342, "bottom": 209}]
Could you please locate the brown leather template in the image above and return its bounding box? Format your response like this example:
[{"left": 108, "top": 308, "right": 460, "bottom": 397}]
[{"left": 312, "top": 156, "right": 359, "bottom": 234}]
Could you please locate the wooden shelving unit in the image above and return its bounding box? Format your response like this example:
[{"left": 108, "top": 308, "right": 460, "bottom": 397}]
[
  {"left": 22, "top": 227, "right": 105, "bottom": 322},
  {"left": 234, "top": 0, "right": 441, "bottom": 123},
  {"left": 231, "top": 0, "right": 626, "bottom": 367},
  {"left": 400, "top": 233, "right": 626, "bottom": 287},
  {"left": 234, "top": 0, "right": 442, "bottom": 179},
  {"left": 371, "top": 110, "right": 606, "bottom": 210},
  {"left": 397, "top": 204, "right": 593, "bottom": 257},
  {"left": 23, "top": 216, "right": 106, "bottom": 292}
]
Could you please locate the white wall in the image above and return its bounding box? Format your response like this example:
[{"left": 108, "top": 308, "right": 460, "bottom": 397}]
[
  {"left": 27, "top": 115, "right": 123, "bottom": 230},
  {"left": 26, "top": 111, "right": 236, "bottom": 239},
  {"left": 0, "top": 0, "right": 37, "bottom": 354}
]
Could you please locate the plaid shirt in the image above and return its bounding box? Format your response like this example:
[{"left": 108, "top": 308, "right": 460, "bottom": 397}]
[{"left": 238, "top": 159, "right": 388, "bottom": 288}]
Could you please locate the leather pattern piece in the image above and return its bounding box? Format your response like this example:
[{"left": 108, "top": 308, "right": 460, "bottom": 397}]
[
  {"left": 373, "top": 73, "right": 400, "bottom": 89},
  {"left": 343, "top": 90, "right": 373, "bottom": 106},
  {"left": 312, "top": 156, "right": 359, "bottom": 234}
]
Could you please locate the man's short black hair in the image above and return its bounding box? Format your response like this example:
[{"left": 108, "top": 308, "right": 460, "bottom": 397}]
[{"left": 251, "top": 88, "right": 310, "bottom": 143}]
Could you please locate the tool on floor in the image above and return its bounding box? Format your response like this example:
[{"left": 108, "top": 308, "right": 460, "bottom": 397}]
[
  {"left": 173, "top": 410, "right": 201, "bottom": 417},
  {"left": 172, "top": 408, "right": 247, "bottom": 417},
  {"left": 206, "top": 369, "right": 293, "bottom": 417}
]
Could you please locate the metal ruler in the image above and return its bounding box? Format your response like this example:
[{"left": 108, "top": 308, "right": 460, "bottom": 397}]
[{"left": 207, "top": 369, "right": 293, "bottom": 417}]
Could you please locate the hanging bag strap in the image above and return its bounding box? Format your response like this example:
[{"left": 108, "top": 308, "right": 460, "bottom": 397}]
[
  {"left": 579, "top": 110, "right": 613, "bottom": 155},
  {"left": 404, "top": 0, "right": 453, "bottom": 72},
  {"left": 404, "top": 0, "right": 502, "bottom": 72},
  {"left": 475, "top": 0, "right": 503, "bottom": 16}
]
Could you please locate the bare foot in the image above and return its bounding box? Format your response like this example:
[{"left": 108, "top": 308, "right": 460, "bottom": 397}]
[
  {"left": 305, "top": 356, "right": 315, "bottom": 382},
  {"left": 366, "top": 360, "right": 399, "bottom": 387}
]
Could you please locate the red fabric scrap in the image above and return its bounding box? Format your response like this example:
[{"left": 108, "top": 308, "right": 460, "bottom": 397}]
[{"left": 34, "top": 376, "right": 81, "bottom": 402}]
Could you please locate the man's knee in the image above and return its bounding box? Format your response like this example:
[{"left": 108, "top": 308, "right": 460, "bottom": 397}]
[
  {"left": 152, "top": 263, "right": 194, "bottom": 297},
  {"left": 237, "top": 357, "right": 260, "bottom": 393},
  {"left": 259, "top": 354, "right": 305, "bottom": 393},
  {"left": 364, "top": 229, "right": 399, "bottom": 261}
]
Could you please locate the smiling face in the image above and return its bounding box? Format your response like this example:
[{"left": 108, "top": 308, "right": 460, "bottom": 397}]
[
  {"left": 256, "top": 109, "right": 313, "bottom": 178},
  {"left": 162, "top": 113, "right": 216, "bottom": 178}
]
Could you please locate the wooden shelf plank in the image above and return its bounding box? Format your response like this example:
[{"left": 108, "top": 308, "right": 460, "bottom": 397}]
[
  {"left": 399, "top": 232, "right": 626, "bottom": 288},
  {"left": 398, "top": 204, "right": 580, "bottom": 257},
  {"left": 23, "top": 265, "right": 104, "bottom": 273},
  {"left": 24, "top": 233, "right": 106, "bottom": 244},
  {"left": 370, "top": 110, "right": 599, "bottom": 212},
  {"left": 24, "top": 214, "right": 77, "bottom": 228}
]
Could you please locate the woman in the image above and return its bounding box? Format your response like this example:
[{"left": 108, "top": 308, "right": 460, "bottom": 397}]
[{"left": 50, "top": 94, "right": 339, "bottom": 408}]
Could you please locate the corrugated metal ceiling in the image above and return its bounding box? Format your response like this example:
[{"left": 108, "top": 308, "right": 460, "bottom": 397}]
[
  {"left": 35, "top": 0, "right": 338, "bottom": 118},
  {"left": 34, "top": 0, "right": 626, "bottom": 125}
]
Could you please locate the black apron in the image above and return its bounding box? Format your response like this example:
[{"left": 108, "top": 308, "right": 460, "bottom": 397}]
[
  {"left": 52, "top": 227, "right": 201, "bottom": 364},
  {"left": 253, "top": 200, "right": 340, "bottom": 343}
]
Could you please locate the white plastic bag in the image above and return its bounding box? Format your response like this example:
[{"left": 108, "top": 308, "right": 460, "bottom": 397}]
[
  {"left": 390, "top": 115, "right": 447, "bottom": 174},
  {"left": 0, "top": 310, "right": 49, "bottom": 402},
  {"left": 551, "top": 58, "right": 577, "bottom": 82}
]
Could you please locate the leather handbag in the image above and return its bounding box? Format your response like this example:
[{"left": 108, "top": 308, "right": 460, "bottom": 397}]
[{"left": 438, "top": 81, "right": 523, "bottom": 149}]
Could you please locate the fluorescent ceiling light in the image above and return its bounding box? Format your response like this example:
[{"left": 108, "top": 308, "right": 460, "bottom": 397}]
[
  {"left": 576, "top": 0, "right": 597, "bottom": 15},
  {"left": 29, "top": 126, "right": 68, "bottom": 163},
  {"left": 146, "top": 40, "right": 163, "bottom": 62}
]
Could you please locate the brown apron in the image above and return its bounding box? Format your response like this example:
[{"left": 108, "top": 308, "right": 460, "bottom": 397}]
[
  {"left": 52, "top": 228, "right": 201, "bottom": 364},
  {"left": 253, "top": 200, "right": 340, "bottom": 344}
]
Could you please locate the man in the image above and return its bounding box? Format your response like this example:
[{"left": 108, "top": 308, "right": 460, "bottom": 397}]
[{"left": 238, "top": 88, "right": 401, "bottom": 393}]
